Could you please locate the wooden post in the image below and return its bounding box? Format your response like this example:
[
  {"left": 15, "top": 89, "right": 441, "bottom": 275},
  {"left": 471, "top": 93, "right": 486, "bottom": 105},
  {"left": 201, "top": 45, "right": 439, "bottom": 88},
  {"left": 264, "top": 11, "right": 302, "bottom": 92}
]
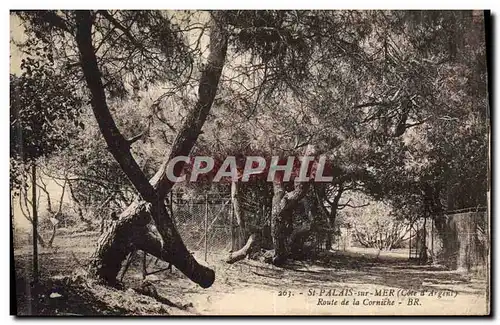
[{"left": 205, "top": 194, "right": 208, "bottom": 262}]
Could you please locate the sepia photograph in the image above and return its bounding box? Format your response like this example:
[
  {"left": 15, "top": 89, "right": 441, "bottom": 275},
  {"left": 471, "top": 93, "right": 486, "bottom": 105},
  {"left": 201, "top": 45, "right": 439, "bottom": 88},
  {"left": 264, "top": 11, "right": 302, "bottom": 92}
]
[{"left": 9, "top": 9, "right": 491, "bottom": 316}]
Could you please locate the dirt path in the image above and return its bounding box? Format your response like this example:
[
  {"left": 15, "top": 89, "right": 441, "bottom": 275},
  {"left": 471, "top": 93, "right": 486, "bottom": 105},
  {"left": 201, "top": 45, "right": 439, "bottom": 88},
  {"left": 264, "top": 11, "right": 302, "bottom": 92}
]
[
  {"left": 13, "top": 233, "right": 489, "bottom": 315},
  {"left": 175, "top": 258, "right": 488, "bottom": 315}
]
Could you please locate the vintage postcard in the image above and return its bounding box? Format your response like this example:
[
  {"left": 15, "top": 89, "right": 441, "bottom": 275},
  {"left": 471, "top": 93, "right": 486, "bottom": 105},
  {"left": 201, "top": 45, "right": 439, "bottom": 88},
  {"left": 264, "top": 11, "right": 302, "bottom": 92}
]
[{"left": 10, "top": 9, "right": 490, "bottom": 316}]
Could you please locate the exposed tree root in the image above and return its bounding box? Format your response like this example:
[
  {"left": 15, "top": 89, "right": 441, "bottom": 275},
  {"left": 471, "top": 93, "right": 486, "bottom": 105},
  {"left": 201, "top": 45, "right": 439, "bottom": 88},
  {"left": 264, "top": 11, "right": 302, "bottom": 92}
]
[{"left": 226, "top": 234, "right": 257, "bottom": 264}]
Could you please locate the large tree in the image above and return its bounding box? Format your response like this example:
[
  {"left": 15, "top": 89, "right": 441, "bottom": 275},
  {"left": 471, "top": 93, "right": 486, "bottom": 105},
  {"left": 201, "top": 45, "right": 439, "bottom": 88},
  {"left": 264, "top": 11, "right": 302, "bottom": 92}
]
[
  {"left": 15, "top": 10, "right": 230, "bottom": 287},
  {"left": 14, "top": 10, "right": 488, "bottom": 281}
]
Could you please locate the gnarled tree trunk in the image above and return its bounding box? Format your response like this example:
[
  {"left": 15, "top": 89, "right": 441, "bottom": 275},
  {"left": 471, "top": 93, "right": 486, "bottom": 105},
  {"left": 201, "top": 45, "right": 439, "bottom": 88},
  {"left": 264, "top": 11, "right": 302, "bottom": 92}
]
[
  {"left": 72, "top": 11, "right": 229, "bottom": 287},
  {"left": 315, "top": 183, "right": 343, "bottom": 250},
  {"left": 231, "top": 182, "right": 248, "bottom": 250},
  {"left": 90, "top": 201, "right": 215, "bottom": 287},
  {"left": 226, "top": 182, "right": 261, "bottom": 263},
  {"left": 289, "top": 199, "right": 314, "bottom": 257},
  {"left": 270, "top": 145, "right": 316, "bottom": 266},
  {"left": 226, "top": 234, "right": 257, "bottom": 264}
]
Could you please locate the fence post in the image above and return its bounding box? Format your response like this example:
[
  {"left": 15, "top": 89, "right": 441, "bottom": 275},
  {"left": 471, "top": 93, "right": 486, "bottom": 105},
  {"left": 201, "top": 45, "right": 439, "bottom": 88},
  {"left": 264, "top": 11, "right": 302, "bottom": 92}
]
[{"left": 205, "top": 194, "right": 208, "bottom": 262}]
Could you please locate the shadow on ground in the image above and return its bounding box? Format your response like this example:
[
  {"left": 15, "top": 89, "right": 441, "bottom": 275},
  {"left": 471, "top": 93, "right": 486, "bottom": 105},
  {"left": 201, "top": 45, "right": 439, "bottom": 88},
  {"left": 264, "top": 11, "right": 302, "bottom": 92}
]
[{"left": 12, "top": 233, "right": 488, "bottom": 315}]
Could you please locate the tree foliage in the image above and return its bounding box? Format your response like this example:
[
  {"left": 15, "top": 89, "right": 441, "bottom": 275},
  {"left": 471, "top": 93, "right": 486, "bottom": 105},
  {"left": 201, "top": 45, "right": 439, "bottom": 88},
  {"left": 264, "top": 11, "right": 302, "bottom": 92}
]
[
  {"left": 10, "top": 10, "right": 489, "bottom": 274},
  {"left": 10, "top": 37, "right": 82, "bottom": 192}
]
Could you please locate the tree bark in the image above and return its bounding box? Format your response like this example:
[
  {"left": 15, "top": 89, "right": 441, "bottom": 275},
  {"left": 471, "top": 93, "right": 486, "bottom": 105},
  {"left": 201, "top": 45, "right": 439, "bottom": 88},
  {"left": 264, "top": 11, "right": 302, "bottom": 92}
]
[
  {"left": 32, "top": 163, "right": 39, "bottom": 287},
  {"left": 37, "top": 175, "right": 53, "bottom": 214},
  {"left": 75, "top": 12, "right": 156, "bottom": 203},
  {"left": 225, "top": 182, "right": 263, "bottom": 263},
  {"left": 270, "top": 145, "right": 316, "bottom": 266},
  {"left": 288, "top": 223, "right": 311, "bottom": 257},
  {"left": 315, "top": 183, "right": 343, "bottom": 250},
  {"left": 73, "top": 11, "right": 228, "bottom": 287},
  {"left": 231, "top": 182, "right": 248, "bottom": 250},
  {"left": 226, "top": 234, "right": 257, "bottom": 264},
  {"left": 91, "top": 201, "right": 214, "bottom": 287},
  {"left": 47, "top": 223, "right": 57, "bottom": 247},
  {"left": 289, "top": 199, "right": 314, "bottom": 256}
]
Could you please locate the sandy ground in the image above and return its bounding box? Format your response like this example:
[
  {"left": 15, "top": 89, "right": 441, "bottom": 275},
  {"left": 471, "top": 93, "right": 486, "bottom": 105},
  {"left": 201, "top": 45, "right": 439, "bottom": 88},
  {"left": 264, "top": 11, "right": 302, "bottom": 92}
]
[{"left": 12, "top": 231, "right": 490, "bottom": 316}]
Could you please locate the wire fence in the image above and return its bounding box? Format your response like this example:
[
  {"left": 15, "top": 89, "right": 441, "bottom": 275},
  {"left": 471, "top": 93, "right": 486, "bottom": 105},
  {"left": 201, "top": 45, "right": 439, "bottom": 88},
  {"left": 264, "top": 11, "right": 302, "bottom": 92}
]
[
  {"left": 171, "top": 193, "right": 235, "bottom": 261},
  {"left": 408, "top": 207, "right": 488, "bottom": 276},
  {"left": 158, "top": 194, "right": 489, "bottom": 277}
]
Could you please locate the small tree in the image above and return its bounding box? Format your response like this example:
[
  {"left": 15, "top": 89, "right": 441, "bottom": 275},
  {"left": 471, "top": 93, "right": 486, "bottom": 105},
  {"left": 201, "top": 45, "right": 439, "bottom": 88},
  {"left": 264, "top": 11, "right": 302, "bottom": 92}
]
[
  {"left": 10, "top": 36, "right": 82, "bottom": 305},
  {"left": 342, "top": 195, "right": 413, "bottom": 250}
]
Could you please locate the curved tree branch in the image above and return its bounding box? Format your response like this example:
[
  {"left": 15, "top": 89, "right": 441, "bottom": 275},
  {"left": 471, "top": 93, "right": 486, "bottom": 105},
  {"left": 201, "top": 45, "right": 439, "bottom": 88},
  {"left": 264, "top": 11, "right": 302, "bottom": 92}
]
[
  {"left": 150, "top": 12, "right": 229, "bottom": 200},
  {"left": 75, "top": 11, "right": 157, "bottom": 203}
]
